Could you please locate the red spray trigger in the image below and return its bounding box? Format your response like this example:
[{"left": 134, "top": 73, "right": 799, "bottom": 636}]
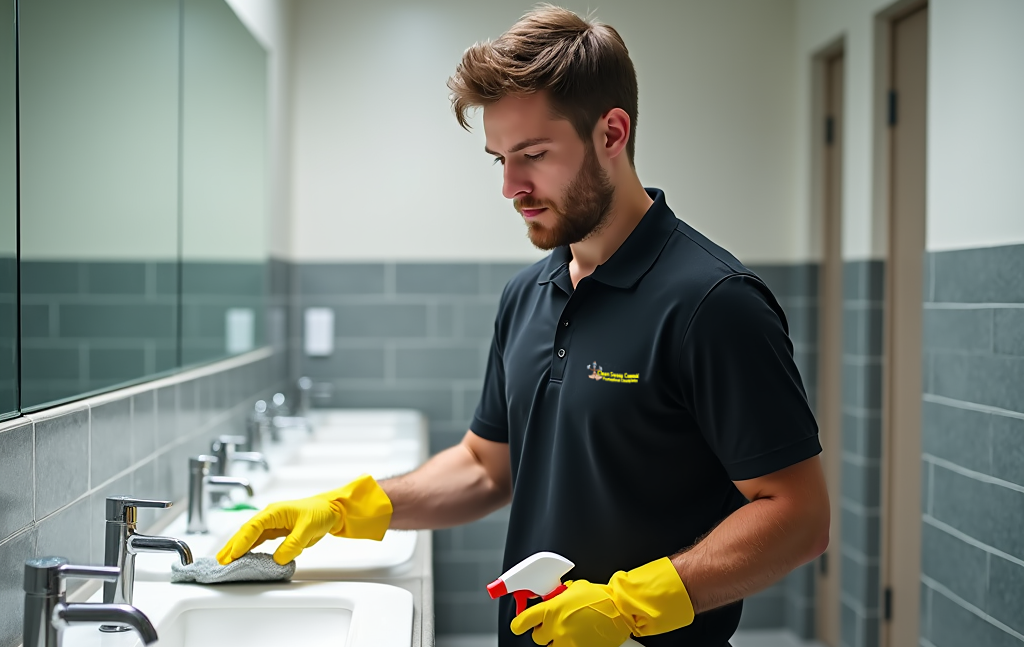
[{"left": 485, "top": 552, "right": 575, "bottom": 616}]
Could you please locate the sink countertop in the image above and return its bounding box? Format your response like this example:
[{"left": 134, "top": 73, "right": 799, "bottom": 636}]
[{"left": 67, "top": 408, "right": 436, "bottom": 647}]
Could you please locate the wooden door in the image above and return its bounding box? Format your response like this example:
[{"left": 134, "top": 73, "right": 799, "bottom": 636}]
[
  {"left": 880, "top": 6, "right": 928, "bottom": 647},
  {"left": 816, "top": 50, "right": 845, "bottom": 647}
]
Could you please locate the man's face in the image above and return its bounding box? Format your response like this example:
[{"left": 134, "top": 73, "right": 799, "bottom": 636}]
[{"left": 483, "top": 93, "right": 614, "bottom": 250}]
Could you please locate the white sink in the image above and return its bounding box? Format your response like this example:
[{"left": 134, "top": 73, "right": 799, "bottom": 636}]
[
  {"left": 291, "top": 440, "right": 420, "bottom": 465},
  {"left": 63, "top": 581, "right": 413, "bottom": 647},
  {"left": 308, "top": 410, "right": 426, "bottom": 445}
]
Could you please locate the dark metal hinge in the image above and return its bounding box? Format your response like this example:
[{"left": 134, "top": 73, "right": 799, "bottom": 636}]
[
  {"left": 818, "top": 552, "right": 828, "bottom": 575},
  {"left": 884, "top": 587, "right": 893, "bottom": 621},
  {"left": 888, "top": 90, "right": 898, "bottom": 126},
  {"left": 825, "top": 116, "right": 835, "bottom": 146}
]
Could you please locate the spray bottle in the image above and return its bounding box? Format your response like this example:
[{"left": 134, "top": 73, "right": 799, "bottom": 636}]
[{"left": 487, "top": 551, "right": 644, "bottom": 646}]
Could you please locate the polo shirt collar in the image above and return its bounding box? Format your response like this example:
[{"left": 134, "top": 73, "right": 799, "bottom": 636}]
[{"left": 538, "top": 188, "right": 677, "bottom": 289}]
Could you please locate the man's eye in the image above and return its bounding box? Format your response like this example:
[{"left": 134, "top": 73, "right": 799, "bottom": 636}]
[
  {"left": 525, "top": 152, "right": 546, "bottom": 162},
  {"left": 492, "top": 157, "right": 504, "bottom": 166}
]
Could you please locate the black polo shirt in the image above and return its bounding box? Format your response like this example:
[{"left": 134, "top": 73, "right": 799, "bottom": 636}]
[{"left": 471, "top": 188, "right": 821, "bottom": 647}]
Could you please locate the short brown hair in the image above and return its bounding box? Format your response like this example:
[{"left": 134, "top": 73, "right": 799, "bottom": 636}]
[{"left": 448, "top": 4, "right": 639, "bottom": 165}]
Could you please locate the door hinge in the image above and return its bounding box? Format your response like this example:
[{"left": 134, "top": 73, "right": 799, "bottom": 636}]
[
  {"left": 825, "top": 116, "right": 835, "bottom": 146},
  {"left": 888, "top": 90, "right": 898, "bottom": 126},
  {"left": 818, "top": 552, "right": 828, "bottom": 575},
  {"left": 884, "top": 586, "right": 893, "bottom": 621}
]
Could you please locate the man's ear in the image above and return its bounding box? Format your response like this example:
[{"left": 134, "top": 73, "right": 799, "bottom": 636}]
[{"left": 596, "top": 108, "right": 631, "bottom": 161}]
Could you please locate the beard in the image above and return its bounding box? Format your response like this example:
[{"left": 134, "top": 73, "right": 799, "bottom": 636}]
[{"left": 514, "top": 145, "right": 615, "bottom": 251}]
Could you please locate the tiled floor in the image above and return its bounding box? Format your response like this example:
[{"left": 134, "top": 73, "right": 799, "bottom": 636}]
[{"left": 436, "top": 630, "right": 827, "bottom": 647}]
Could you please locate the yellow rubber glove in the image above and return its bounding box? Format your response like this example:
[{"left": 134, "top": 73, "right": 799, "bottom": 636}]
[
  {"left": 510, "top": 557, "right": 694, "bottom": 647},
  {"left": 216, "top": 474, "right": 393, "bottom": 566}
]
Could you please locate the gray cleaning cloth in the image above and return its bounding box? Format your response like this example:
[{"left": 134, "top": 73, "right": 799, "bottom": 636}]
[{"left": 171, "top": 553, "right": 296, "bottom": 584}]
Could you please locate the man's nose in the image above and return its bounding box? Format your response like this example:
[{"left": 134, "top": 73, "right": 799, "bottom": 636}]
[{"left": 502, "top": 163, "right": 531, "bottom": 200}]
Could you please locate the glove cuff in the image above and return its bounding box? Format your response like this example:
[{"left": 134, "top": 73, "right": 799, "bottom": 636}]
[
  {"left": 320, "top": 474, "right": 394, "bottom": 540},
  {"left": 608, "top": 557, "right": 695, "bottom": 636}
]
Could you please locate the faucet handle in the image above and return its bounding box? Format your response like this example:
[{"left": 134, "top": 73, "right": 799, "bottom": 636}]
[
  {"left": 189, "top": 454, "right": 219, "bottom": 473},
  {"left": 105, "top": 496, "right": 173, "bottom": 522},
  {"left": 213, "top": 434, "right": 247, "bottom": 450},
  {"left": 24, "top": 557, "right": 120, "bottom": 596}
]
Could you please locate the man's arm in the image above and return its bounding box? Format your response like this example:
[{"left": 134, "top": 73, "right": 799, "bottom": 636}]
[
  {"left": 381, "top": 430, "right": 511, "bottom": 530},
  {"left": 669, "top": 455, "right": 830, "bottom": 614}
]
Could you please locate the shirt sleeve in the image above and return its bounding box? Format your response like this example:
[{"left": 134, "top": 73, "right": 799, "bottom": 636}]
[
  {"left": 470, "top": 307, "right": 509, "bottom": 444},
  {"left": 680, "top": 274, "right": 821, "bottom": 481}
]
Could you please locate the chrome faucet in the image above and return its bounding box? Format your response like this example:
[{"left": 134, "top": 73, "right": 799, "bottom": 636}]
[
  {"left": 297, "top": 376, "right": 313, "bottom": 417},
  {"left": 246, "top": 400, "right": 269, "bottom": 452},
  {"left": 24, "top": 556, "right": 158, "bottom": 647},
  {"left": 101, "top": 497, "right": 192, "bottom": 632},
  {"left": 267, "top": 391, "right": 315, "bottom": 436},
  {"left": 211, "top": 434, "right": 270, "bottom": 475},
  {"left": 187, "top": 455, "right": 254, "bottom": 534}
]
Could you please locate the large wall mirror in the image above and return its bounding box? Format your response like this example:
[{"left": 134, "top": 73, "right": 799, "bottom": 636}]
[
  {"left": 19, "top": 0, "right": 182, "bottom": 410},
  {"left": 17, "top": 0, "right": 270, "bottom": 412},
  {"left": 0, "top": 0, "right": 17, "bottom": 419},
  {"left": 181, "top": 0, "right": 269, "bottom": 368}
]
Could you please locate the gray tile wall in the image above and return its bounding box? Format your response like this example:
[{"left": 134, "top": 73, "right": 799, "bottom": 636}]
[
  {"left": 0, "top": 350, "right": 286, "bottom": 647},
  {"left": 741, "top": 263, "right": 821, "bottom": 638},
  {"left": 920, "top": 243, "right": 1024, "bottom": 647},
  {"left": 0, "top": 256, "right": 18, "bottom": 416},
  {"left": 21, "top": 259, "right": 275, "bottom": 411},
  {"left": 181, "top": 261, "right": 269, "bottom": 367},
  {"left": 292, "top": 261, "right": 824, "bottom": 637},
  {"left": 840, "top": 260, "right": 885, "bottom": 647},
  {"left": 290, "top": 262, "right": 525, "bottom": 635},
  {"left": 21, "top": 260, "right": 179, "bottom": 409}
]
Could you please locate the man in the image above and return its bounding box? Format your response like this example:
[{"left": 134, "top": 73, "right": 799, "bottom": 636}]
[{"left": 218, "top": 6, "right": 829, "bottom": 646}]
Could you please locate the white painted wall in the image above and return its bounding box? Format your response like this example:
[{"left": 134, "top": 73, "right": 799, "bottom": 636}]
[
  {"left": 183, "top": 0, "right": 268, "bottom": 262},
  {"left": 795, "top": 0, "right": 1024, "bottom": 260},
  {"left": 928, "top": 0, "right": 1024, "bottom": 252},
  {"left": 289, "top": 0, "right": 803, "bottom": 264},
  {"left": 793, "top": 0, "right": 894, "bottom": 262},
  {"left": 226, "top": 0, "right": 294, "bottom": 260}
]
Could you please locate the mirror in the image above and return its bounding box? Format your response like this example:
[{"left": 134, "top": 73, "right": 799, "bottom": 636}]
[
  {"left": 0, "top": 0, "right": 16, "bottom": 418},
  {"left": 180, "top": 0, "right": 269, "bottom": 367},
  {"left": 19, "top": 0, "right": 182, "bottom": 409}
]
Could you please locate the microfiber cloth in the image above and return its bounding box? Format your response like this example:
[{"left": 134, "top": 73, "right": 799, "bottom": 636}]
[{"left": 170, "top": 553, "right": 295, "bottom": 584}]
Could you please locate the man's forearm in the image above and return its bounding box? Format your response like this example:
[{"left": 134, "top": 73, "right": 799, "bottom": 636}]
[
  {"left": 379, "top": 441, "right": 510, "bottom": 530},
  {"left": 670, "top": 494, "right": 829, "bottom": 614}
]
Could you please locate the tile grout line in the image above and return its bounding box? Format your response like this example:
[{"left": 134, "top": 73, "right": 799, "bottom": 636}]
[
  {"left": 922, "top": 514, "right": 1024, "bottom": 570},
  {"left": 922, "top": 393, "right": 1024, "bottom": 421},
  {"left": 920, "top": 574, "right": 1024, "bottom": 642},
  {"left": 924, "top": 302, "right": 1024, "bottom": 310},
  {"left": 923, "top": 453, "right": 1024, "bottom": 494}
]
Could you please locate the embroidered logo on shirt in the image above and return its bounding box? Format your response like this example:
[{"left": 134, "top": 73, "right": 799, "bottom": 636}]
[{"left": 586, "top": 361, "right": 639, "bottom": 384}]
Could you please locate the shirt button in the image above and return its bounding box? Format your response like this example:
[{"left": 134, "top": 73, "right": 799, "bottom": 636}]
[
  {"left": 562, "top": 320, "right": 569, "bottom": 327},
  {"left": 557, "top": 348, "right": 566, "bottom": 358}
]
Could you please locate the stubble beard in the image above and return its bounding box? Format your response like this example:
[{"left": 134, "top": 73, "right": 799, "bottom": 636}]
[{"left": 518, "top": 145, "right": 615, "bottom": 251}]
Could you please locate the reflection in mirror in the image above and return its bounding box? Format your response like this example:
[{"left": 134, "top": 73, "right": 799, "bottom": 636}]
[
  {"left": 0, "top": 0, "right": 16, "bottom": 418},
  {"left": 19, "top": 0, "right": 181, "bottom": 409},
  {"left": 181, "top": 0, "right": 269, "bottom": 367}
]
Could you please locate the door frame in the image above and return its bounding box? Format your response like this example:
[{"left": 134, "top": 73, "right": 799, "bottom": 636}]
[
  {"left": 810, "top": 36, "right": 846, "bottom": 647},
  {"left": 873, "top": 3, "right": 929, "bottom": 646}
]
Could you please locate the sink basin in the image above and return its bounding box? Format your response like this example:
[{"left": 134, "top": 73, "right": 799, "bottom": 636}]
[
  {"left": 63, "top": 581, "right": 413, "bottom": 647},
  {"left": 291, "top": 439, "right": 420, "bottom": 465},
  {"left": 308, "top": 409, "right": 426, "bottom": 445}
]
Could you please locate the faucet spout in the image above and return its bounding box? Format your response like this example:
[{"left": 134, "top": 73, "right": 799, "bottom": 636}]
[
  {"left": 54, "top": 603, "right": 158, "bottom": 644},
  {"left": 206, "top": 475, "right": 255, "bottom": 497},
  {"left": 231, "top": 451, "right": 270, "bottom": 471},
  {"left": 126, "top": 534, "right": 194, "bottom": 565}
]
